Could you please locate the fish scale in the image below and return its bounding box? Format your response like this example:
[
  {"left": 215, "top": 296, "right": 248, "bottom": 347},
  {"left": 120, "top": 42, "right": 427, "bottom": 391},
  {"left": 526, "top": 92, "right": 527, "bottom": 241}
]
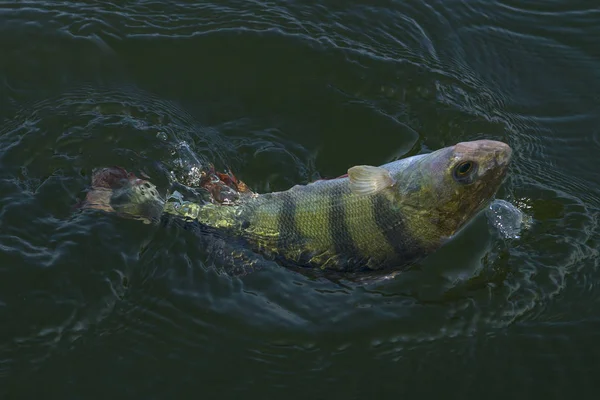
[{"left": 238, "top": 177, "right": 424, "bottom": 271}]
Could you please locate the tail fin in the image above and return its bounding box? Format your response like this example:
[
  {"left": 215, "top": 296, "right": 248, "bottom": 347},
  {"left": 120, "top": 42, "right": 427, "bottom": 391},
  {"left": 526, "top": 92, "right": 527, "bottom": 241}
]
[
  {"left": 79, "top": 166, "right": 165, "bottom": 224},
  {"left": 78, "top": 165, "right": 253, "bottom": 223}
]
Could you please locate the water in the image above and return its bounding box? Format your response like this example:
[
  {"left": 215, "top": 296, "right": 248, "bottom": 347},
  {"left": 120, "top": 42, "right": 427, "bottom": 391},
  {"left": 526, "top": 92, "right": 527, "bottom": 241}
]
[
  {"left": 1, "top": 0, "right": 599, "bottom": 398},
  {"left": 486, "top": 199, "right": 532, "bottom": 239}
]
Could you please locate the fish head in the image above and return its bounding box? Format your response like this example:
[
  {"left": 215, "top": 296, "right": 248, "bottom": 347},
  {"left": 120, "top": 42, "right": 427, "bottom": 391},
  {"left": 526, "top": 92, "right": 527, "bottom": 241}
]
[{"left": 398, "top": 139, "right": 512, "bottom": 239}]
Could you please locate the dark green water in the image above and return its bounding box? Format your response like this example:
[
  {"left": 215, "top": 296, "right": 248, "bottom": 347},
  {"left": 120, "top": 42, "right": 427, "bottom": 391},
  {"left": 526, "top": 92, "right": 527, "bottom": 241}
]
[{"left": 1, "top": 0, "right": 599, "bottom": 398}]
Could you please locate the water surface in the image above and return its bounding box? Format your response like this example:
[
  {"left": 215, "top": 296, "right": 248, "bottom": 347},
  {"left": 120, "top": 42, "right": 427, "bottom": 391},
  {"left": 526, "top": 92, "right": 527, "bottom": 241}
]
[{"left": 1, "top": 0, "right": 599, "bottom": 398}]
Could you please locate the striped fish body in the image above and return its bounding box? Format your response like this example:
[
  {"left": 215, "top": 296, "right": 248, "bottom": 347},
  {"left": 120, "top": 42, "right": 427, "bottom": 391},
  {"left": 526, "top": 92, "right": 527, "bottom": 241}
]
[{"left": 234, "top": 159, "right": 426, "bottom": 272}]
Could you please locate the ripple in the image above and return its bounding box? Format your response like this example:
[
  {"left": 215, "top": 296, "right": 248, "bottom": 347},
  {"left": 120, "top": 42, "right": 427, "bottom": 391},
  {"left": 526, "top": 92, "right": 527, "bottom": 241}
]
[
  {"left": 0, "top": 1, "right": 447, "bottom": 67},
  {"left": 0, "top": 83, "right": 322, "bottom": 381},
  {"left": 0, "top": 85, "right": 215, "bottom": 378},
  {"left": 1, "top": 0, "right": 600, "bottom": 395}
]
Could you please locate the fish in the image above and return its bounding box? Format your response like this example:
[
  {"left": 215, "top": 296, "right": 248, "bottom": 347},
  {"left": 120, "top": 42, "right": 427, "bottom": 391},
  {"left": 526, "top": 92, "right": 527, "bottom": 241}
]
[{"left": 79, "top": 139, "right": 512, "bottom": 274}]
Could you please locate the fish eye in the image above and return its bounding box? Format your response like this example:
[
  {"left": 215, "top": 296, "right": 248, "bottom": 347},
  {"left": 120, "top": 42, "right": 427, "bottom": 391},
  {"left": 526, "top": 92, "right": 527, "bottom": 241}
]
[
  {"left": 456, "top": 161, "right": 473, "bottom": 175},
  {"left": 453, "top": 160, "right": 478, "bottom": 184}
]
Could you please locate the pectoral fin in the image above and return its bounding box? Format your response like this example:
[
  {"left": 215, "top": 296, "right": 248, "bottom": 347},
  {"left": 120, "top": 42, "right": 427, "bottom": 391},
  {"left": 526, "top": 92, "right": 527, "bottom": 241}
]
[{"left": 348, "top": 165, "right": 395, "bottom": 196}]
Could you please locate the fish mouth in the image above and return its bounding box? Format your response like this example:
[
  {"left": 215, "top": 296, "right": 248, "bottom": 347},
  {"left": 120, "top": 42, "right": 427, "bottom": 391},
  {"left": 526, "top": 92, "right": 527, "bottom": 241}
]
[
  {"left": 477, "top": 140, "right": 512, "bottom": 168},
  {"left": 494, "top": 142, "right": 512, "bottom": 168}
]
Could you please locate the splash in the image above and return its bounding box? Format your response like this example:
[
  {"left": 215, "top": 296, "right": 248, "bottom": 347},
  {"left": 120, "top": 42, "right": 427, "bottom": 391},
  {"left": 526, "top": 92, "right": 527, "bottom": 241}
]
[
  {"left": 169, "top": 140, "right": 211, "bottom": 188},
  {"left": 486, "top": 199, "right": 532, "bottom": 239}
]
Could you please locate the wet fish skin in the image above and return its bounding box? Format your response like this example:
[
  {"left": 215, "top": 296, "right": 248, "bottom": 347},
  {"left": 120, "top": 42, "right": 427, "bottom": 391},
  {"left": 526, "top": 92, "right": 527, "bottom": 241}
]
[{"left": 159, "top": 139, "right": 512, "bottom": 272}]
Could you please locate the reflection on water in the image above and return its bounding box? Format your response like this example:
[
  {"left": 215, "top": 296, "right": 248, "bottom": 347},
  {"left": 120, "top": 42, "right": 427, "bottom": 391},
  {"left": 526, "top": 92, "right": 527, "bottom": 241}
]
[{"left": 0, "top": 0, "right": 599, "bottom": 397}]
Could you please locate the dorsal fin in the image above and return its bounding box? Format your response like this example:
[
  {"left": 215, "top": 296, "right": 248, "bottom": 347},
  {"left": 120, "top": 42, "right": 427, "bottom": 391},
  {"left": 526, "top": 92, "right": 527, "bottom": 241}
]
[{"left": 347, "top": 165, "right": 395, "bottom": 196}]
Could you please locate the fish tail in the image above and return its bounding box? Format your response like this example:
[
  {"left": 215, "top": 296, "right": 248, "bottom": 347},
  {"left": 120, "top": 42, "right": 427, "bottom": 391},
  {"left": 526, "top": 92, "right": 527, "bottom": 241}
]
[
  {"left": 79, "top": 166, "right": 246, "bottom": 228},
  {"left": 79, "top": 166, "right": 166, "bottom": 224}
]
